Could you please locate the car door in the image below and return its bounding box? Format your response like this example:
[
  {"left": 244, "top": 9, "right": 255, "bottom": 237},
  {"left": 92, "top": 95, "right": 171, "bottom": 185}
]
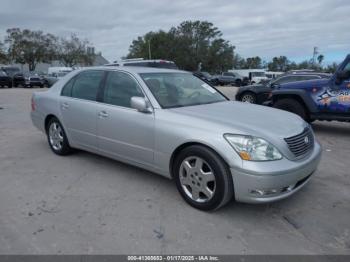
[
  {"left": 60, "top": 70, "right": 105, "bottom": 151},
  {"left": 96, "top": 70, "right": 155, "bottom": 167},
  {"left": 319, "top": 61, "right": 350, "bottom": 113}
]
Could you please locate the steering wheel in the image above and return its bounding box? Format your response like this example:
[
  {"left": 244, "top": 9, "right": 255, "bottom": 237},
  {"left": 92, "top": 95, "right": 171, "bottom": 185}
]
[{"left": 188, "top": 91, "right": 201, "bottom": 99}]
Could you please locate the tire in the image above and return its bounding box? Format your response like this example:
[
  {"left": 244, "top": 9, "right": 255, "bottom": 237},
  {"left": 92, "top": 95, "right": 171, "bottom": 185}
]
[
  {"left": 240, "top": 92, "right": 256, "bottom": 104},
  {"left": 8, "top": 82, "right": 12, "bottom": 88},
  {"left": 235, "top": 79, "right": 242, "bottom": 87},
  {"left": 173, "top": 145, "right": 234, "bottom": 211},
  {"left": 273, "top": 98, "right": 309, "bottom": 121},
  {"left": 46, "top": 117, "right": 73, "bottom": 155}
]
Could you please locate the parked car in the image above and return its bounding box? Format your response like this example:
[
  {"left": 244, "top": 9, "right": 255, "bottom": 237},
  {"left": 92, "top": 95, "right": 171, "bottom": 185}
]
[
  {"left": 32, "top": 71, "right": 50, "bottom": 87},
  {"left": 105, "top": 58, "right": 178, "bottom": 69},
  {"left": 193, "top": 71, "right": 219, "bottom": 85},
  {"left": 45, "top": 71, "right": 72, "bottom": 87},
  {"left": 229, "top": 69, "right": 268, "bottom": 84},
  {"left": 31, "top": 67, "right": 321, "bottom": 211},
  {"left": 271, "top": 54, "right": 350, "bottom": 122},
  {"left": 211, "top": 72, "right": 242, "bottom": 86},
  {"left": 0, "top": 70, "right": 12, "bottom": 88},
  {"left": 13, "top": 72, "right": 44, "bottom": 88},
  {"left": 0, "top": 66, "right": 21, "bottom": 78},
  {"left": 236, "top": 73, "right": 331, "bottom": 104},
  {"left": 265, "top": 71, "right": 284, "bottom": 79}
]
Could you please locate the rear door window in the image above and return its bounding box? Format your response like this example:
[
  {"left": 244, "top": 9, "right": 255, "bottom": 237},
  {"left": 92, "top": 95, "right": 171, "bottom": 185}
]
[{"left": 70, "top": 71, "right": 105, "bottom": 101}]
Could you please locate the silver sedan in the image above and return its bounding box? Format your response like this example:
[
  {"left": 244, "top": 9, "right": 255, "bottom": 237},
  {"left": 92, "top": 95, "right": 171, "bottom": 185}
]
[{"left": 31, "top": 67, "right": 322, "bottom": 211}]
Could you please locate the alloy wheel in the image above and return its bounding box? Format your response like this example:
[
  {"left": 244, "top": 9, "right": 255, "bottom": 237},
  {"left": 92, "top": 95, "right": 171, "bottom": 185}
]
[
  {"left": 179, "top": 156, "right": 216, "bottom": 203},
  {"left": 241, "top": 94, "right": 255, "bottom": 103},
  {"left": 49, "top": 122, "right": 64, "bottom": 151}
]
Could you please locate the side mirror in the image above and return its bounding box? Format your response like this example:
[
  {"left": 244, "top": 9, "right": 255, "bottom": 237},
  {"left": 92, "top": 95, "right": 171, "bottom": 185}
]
[{"left": 131, "top": 97, "right": 152, "bottom": 113}]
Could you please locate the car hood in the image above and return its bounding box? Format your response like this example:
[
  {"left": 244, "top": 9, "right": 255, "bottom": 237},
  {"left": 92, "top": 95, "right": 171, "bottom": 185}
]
[
  {"left": 170, "top": 101, "right": 307, "bottom": 140},
  {"left": 238, "top": 84, "right": 267, "bottom": 92},
  {"left": 279, "top": 78, "right": 329, "bottom": 89}
]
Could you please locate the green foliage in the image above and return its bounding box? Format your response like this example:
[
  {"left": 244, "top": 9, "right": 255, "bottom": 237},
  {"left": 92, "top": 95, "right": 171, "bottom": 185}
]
[
  {"left": 3, "top": 28, "right": 95, "bottom": 71},
  {"left": 325, "top": 62, "right": 339, "bottom": 73},
  {"left": 232, "top": 55, "right": 264, "bottom": 69},
  {"left": 267, "top": 56, "right": 290, "bottom": 71},
  {"left": 57, "top": 34, "right": 94, "bottom": 67},
  {"left": 0, "top": 41, "right": 8, "bottom": 63},
  {"left": 317, "top": 54, "right": 324, "bottom": 64},
  {"left": 127, "top": 20, "right": 235, "bottom": 72},
  {"left": 5, "top": 28, "right": 57, "bottom": 71}
]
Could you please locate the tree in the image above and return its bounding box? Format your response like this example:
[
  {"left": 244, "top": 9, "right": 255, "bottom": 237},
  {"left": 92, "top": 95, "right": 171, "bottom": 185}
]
[
  {"left": 0, "top": 41, "right": 8, "bottom": 63},
  {"left": 244, "top": 56, "right": 263, "bottom": 69},
  {"left": 127, "top": 20, "right": 234, "bottom": 72},
  {"left": 5, "top": 28, "right": 57, "bottom": 71},
  {"left": 317, "top": 54, "right": 324, "bottom": 65},
  {"left": 232, "top": 54, "right": 246, "bottom": 69},
  {"left": 57, "top": 34, "right": 94, "bottom": 67},
  {"left": 267, "top": 56, "right": 290, "bottom": 71},
  {"left": 325, "top": 62, "right": 338, "bottom": 73}
]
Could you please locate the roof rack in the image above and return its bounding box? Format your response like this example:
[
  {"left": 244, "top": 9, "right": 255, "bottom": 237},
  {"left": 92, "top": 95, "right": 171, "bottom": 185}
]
[{"left": 119, "top": 58, "right": 144, "bottom": 62}]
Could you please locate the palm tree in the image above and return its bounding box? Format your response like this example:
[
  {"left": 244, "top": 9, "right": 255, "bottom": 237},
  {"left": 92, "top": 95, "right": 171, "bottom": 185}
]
[{"left": 317, "top": 54, "right": 324, "bottom": 65}]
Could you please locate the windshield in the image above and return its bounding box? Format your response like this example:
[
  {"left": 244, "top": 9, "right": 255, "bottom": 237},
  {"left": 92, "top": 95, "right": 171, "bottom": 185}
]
[
  {"left": 140, "top": 73, "right": 227, "bottom": 108},
  {"left": 2, "top": 67, "right": 20, "bottom": 77},
  {"left": 251, "top": 72, "right": 265, "bottom": 77},
  {"left": 201, "top": 72, "right": 211, "bottom": 78},
  {"left": 0, "top": 71, "right": 7, "bottom": 76}
]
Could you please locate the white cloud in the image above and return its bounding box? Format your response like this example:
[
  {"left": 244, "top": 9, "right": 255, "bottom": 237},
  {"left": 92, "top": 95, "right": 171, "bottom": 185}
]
[{"left": 0, "top": 0, "right": 349, "bottom": 63}]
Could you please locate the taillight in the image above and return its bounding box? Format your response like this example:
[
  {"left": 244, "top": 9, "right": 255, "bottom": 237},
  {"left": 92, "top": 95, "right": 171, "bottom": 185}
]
[{"left": 31, "top": 96, "right": 36, "bottom": 111}]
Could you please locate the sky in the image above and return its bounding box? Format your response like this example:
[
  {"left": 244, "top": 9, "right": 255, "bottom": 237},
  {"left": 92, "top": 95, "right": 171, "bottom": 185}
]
[{"left": 0, "top": 0, "right": 349, "bottom": 64}]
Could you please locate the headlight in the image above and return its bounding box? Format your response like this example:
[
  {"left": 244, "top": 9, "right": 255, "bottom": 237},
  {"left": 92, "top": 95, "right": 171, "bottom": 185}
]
[{"left": 224, "top": 134, "right": 282, "bottom": 161}]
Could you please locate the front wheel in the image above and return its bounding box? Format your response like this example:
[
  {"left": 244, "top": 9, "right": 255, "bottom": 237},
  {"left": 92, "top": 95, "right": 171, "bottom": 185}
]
[
  {"left": 173, "top": 145, "right": 234, "bottom": 211},
  {"left": 46, "top": 117, "right": 73, "bottom": 155},
  {"left": 240, "top": 92, "right": 256, "bottom": 103},
  {"left": 274, "top": 98, "right": 309, "bottom": 121}
]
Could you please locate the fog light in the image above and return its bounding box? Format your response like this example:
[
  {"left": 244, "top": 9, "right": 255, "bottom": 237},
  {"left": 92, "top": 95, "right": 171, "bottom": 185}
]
[{"left": 250, "top": 188, "right": 278, "bottom": 196}]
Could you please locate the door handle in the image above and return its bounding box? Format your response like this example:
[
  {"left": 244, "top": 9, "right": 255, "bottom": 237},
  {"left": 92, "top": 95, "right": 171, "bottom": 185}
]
[
  {"left": 61, "top": 102, "right": 69, "bottom": 109},
  {"left": 98, "top": 110, "right": 108, "bottom": 118}
]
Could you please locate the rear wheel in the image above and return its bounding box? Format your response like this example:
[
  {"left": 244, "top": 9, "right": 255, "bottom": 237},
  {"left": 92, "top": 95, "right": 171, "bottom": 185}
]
[
  {"left": 46, "top": 117, "right": 73, "bottom": 155},
  {"left": 274, "top": 98, "right": 309, "bottom": 121},
  {"left": 173, "top": 145, "right": 234, "bottom": 211},
  {"left": 240, "top": 92, "right": 256, "bottom": 104}
]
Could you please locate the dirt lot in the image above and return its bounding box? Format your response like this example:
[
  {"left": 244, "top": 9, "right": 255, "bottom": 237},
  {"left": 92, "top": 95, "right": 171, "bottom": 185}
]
[{"left": 0, "top": 87, "right": 349, "bottom": 254}]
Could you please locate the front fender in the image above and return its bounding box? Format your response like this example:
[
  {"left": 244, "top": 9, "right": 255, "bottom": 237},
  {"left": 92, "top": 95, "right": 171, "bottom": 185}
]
[{"left": 272, "top": 89, "right": 317, "bottom": 113}]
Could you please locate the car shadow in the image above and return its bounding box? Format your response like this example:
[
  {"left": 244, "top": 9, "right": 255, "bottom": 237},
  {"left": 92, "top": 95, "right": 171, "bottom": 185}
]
[
  {"left": 312, "top": 121, "right": 350, "bottom": 136},
  {"left": 72, "top": 148, "right": 303, "bottom": 217}
]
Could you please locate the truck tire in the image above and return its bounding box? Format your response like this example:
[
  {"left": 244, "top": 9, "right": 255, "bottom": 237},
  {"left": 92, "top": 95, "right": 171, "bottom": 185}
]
[{"left": 274, "top": 98, "right": 309, "bottom": 121}]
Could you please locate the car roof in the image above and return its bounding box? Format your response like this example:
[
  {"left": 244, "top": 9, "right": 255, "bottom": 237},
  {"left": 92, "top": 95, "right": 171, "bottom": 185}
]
[
  {"left": 87, "top": 66, "right": 188, "bottom": 74},
  {"left": 280, "top": 72, "right": 331, "bottom": 77}
]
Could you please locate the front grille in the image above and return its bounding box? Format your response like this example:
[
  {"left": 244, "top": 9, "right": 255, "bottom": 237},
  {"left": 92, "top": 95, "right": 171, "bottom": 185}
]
[
  {"left": 30, "top": 77, "right": 41, "bottom": 81},
  {"left": 285, "top": 127, "right": 314, "bottom": 157}
]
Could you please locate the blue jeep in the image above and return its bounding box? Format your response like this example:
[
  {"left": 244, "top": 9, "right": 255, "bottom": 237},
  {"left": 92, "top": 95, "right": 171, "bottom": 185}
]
[{"left": 271, "top": 54, "right": 350, "bottom": 122}]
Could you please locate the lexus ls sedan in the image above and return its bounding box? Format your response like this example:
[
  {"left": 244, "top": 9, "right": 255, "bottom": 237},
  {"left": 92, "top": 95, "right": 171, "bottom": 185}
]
[{"left": 31, "top": 67, "right": 322, "bottom": 211}]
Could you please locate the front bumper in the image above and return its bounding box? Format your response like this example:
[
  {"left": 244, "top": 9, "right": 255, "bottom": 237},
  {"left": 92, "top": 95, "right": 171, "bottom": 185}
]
[
  {"left": 262, "top": 100, "right": 272, "bottom": 106},
  {"left": 231, "top": 142, "right": 322, "bottom": 203}
]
